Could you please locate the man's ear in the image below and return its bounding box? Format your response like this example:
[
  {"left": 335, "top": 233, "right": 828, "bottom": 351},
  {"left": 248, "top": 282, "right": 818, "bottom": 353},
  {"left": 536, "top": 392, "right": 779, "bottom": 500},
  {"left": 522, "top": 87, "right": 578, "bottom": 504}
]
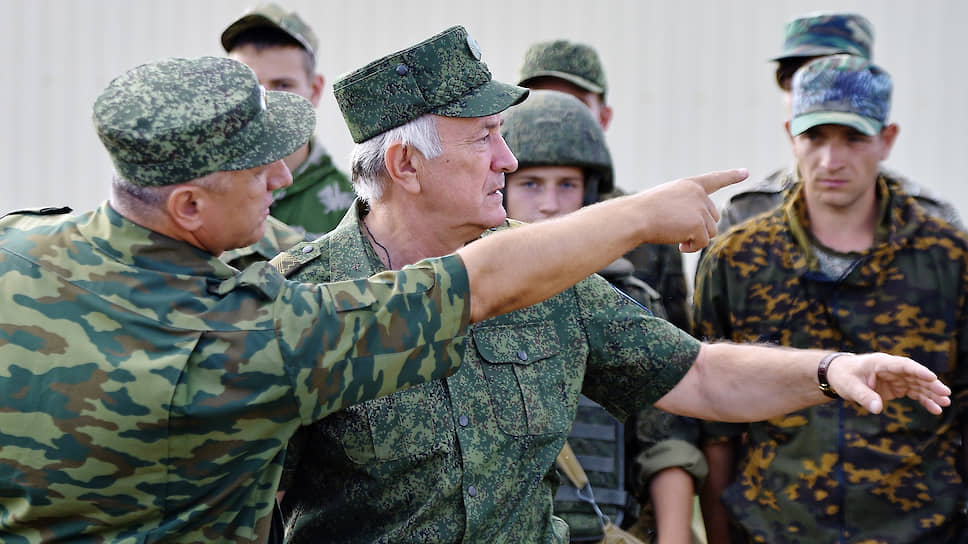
[
  {"left": 879, "top": 123, "right": 899, "bottom": 160},
  {"left": 166, "top": 185, "right": 206, "bottom": 231},
  {"left": 598, "top": 103, "right": 613, "bottom": 131},
  {"left": 308, "top": 73, "right": 325, "bottom": 107},
  {"left": 384, "top": 141, "right": 421, "bottom": 195}
]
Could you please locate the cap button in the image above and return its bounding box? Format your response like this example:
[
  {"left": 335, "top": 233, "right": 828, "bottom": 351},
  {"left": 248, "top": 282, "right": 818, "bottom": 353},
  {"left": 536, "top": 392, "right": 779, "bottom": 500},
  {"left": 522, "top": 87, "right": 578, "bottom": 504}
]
[{"left": 395, "top": 63, "right": 409, "bottom": 76}]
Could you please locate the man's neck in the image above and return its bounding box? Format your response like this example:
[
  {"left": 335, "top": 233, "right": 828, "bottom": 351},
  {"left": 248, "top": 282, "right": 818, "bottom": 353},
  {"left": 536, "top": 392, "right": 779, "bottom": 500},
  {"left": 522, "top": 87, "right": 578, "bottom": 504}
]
[
  {"left": 362, "top": 201, "right": 482, "bottom": 270},
  {"left": 803, "top": 187, "right": 879, "bottom": 253}
]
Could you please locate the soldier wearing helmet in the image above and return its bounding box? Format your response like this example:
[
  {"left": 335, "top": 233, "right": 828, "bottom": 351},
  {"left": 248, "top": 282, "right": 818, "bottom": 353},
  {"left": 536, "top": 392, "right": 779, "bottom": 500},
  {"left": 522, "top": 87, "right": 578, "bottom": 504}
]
[{"left": 502, "top": 90, "right": 709, "bottom": 544}]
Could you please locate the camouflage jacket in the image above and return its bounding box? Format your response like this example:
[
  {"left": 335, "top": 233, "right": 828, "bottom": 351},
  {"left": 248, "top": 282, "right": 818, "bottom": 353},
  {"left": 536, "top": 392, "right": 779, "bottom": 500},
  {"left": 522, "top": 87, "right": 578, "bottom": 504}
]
[
  {"left": 718, "top": 166, "right": 964, "bottom": 233},
  {"left": 273, "top": 202, "right": 700, "bottom": 544},
  {"left": 269, "top": 138, "right": 356, "bottom": 237},
  {"left": 219, "top": 215, "right": 310, "bottom": 269},
  {"left": 557, "top": 258, "right": 705, "bottom": 542},
  {"left": 695, "top": 177, "right": 968, "bottom": 543},
  {"left": 0, "top": 203, "right": 471, "bottom": 543}
]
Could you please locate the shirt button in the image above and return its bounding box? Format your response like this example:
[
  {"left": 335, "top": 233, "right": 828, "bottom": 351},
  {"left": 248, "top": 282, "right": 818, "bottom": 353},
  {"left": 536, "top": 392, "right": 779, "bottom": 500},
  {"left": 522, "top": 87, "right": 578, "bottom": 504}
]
[
  {"left": 517, "top": 350, "right": 528, "bottom": 361},
  {"left": 396, "top": 63, "right": 409, "bottom": 76},
  {"left": 468, "top": 486, "right": 477, "bottom": 497},
  {"left": 458, "top": 415, "right": 469, "bottom": 427},
  {"left": 301, "top": 245, "right": 313, "bottom": 254}
]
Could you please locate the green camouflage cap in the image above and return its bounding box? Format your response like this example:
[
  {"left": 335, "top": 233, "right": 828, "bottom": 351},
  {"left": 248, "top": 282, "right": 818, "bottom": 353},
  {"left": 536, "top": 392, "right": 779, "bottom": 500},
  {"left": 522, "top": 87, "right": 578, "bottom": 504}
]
[
  {"left": 501, "top": 90, "right": 613, "bottom": 194},
  {"left": 93, "top": 56, "right": 315, "bottom": 187},
  {"left": 773, "top": 12, "right": 874, "bottom": 61},
  {"left": 518, "top": 40, "right": 607, "bottom": 98},
  {"left": 221, "top": 2, "right": 318, "bottom": 56},
  {"left": 790, "top": 54, "right": 891, "bottom": 137},
  {"left": 334, "top": 26, "right": 528, "bottom": 143}
]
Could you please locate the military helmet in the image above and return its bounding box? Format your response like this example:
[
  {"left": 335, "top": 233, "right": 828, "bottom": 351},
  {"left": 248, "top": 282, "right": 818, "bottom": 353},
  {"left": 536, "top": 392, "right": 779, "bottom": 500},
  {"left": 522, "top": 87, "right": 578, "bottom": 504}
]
[{"left": 501, "top": 90, "right": 613, "bottom": 199}]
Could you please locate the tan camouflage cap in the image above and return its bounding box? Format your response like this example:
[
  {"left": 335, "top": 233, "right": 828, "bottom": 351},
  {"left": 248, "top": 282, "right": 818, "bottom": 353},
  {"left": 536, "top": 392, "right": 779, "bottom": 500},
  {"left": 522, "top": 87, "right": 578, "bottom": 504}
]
[
  {"left": 93, "top": 56, "right": 315, "bottom": 187},
  {"left": 773, "top": 12, "right": 874, "bottom": 61},
  {"left": 220, "top": 3, "right": 318, "bottom": 56},
  {"left": 333, "top": 26, "right": 529, "bottom": 143},
  {"left": 790, "top": 54, "right": 891, "bottom": 137},
  {"left": 518, "top": 40, "right": 607, "bottom": 98}
]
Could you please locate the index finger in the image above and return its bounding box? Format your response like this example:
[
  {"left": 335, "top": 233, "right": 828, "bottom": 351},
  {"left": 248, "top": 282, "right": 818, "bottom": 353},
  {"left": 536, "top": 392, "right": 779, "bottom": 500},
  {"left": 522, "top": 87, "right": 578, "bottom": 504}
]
[{"left": 692, "top": 168, "right": 750, "bottom": 195}]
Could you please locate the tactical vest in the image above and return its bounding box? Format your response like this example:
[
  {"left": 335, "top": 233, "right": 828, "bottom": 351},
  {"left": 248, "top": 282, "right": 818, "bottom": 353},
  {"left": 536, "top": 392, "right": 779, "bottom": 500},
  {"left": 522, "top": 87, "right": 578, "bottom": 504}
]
[{"left": 554, "top": 257, "right": 666, "bottom": 541}]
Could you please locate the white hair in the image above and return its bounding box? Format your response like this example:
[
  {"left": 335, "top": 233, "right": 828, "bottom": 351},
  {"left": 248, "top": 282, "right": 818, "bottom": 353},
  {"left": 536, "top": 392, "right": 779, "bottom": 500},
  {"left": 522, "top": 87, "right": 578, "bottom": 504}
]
[{"left": 350, "top": 114, "right": 442, "bottom": 203}]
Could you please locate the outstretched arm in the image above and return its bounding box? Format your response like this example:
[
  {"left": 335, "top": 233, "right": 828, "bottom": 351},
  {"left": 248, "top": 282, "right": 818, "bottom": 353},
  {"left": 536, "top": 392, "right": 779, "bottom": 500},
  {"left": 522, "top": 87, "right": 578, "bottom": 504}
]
[
  {"left": 459, "top": 169, "right": 748, "bottom": 323},
  {"left": 655, "top": 343, "right": 951, "bottom": 420}
]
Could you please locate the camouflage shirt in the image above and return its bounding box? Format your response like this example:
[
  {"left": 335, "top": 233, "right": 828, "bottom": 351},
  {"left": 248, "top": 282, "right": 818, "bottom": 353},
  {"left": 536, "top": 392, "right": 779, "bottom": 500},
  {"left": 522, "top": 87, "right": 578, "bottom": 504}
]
[
  {"left": 269, "top": 138, "right": 357, "bottom": 237},
  {"left": 695, "top": 177, "right": 968, "bottom": 543},
  {"left": 718, "top": 166, "right": 964, "bottom": 233},
  {"left": 0, "top": 203, "right": 471, "bottom": 542},
  {"left": 273, "top": 202, "right": 700, "bottom": 544}
]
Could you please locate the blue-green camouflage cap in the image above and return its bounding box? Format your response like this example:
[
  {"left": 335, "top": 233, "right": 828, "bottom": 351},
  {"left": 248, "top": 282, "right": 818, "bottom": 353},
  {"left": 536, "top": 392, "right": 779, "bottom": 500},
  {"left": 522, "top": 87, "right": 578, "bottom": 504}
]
[
  {"left": 221, "top": 2, "right": 318, "bottom": 56},
  {"left": 773, "top": 12, "right": 874, "bottom": 61},
  {"left": 334, "top": 26, "right": 528, "bottom": 144},
  {"left": 518, "top": 40, "right": 607, "bottom": 98},
  {"left": 790, "top": 54, "right": 891, "bottom": 137},
  {"left": 93, "top": 56, "right": 315, "bottom": 187},
  {"left": 501, "top": 90, "right": 613, "bottom": 194}
]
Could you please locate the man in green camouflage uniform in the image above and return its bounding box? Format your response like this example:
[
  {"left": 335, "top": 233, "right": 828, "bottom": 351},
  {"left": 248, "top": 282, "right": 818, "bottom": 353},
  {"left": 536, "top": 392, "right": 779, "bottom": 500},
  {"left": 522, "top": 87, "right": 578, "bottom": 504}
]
[
  {"left": 501, "top": 89, "right": 707, "bottom": 544},
  {"left": 222, "top": 3, "right": 356, "bottom": 237},
  {"left": 272, "top": 27, "right": 951, "bottom": 544},
  {"left": 0, "top": 56, "right": 735, "bottom": 542},
  {"left": 695, "top": 55, "right": 968, "bottom": 543},
  {"left": 517, "top": 40, "right": 690, "bottom": 330},
  {"left": 717, "top": 11, "right": 962, "bottom": 232}
]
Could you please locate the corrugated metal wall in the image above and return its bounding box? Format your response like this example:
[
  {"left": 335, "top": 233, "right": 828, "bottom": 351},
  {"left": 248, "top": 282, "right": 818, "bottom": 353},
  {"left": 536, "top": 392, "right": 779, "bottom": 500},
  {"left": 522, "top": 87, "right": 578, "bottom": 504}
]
[{"left": 4, "top": 0, "right": 966, "bottom": 226}]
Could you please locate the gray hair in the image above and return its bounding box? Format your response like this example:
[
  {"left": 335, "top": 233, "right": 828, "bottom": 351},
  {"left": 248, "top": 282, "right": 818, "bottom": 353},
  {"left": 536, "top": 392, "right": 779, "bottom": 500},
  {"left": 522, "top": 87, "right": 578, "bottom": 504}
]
[{"left": 350, "top": 114, "right": 442, "bottom": 203}]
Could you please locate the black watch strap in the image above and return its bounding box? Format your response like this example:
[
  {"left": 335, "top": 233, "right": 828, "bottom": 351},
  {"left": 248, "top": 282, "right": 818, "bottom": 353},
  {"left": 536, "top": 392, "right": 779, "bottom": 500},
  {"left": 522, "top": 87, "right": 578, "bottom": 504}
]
[{"left": 818, "top": 352, "right": 852, "bottom": 399}]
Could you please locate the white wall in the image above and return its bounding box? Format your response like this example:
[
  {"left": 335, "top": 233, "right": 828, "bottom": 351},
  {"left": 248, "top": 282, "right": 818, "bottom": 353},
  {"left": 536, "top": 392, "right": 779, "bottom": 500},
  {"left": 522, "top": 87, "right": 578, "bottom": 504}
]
[{"left": 4, "top": 0, "right": 965, "bottom": 235}]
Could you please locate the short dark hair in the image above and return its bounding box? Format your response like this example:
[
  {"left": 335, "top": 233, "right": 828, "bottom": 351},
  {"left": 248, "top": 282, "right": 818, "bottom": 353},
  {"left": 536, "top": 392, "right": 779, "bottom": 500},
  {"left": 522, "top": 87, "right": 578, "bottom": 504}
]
[
  {"left": 227, "top": 27, "right": 315, "bottom": 79},
  {"left": 774, "top": 56, "right": 819, "bottom": 91}
]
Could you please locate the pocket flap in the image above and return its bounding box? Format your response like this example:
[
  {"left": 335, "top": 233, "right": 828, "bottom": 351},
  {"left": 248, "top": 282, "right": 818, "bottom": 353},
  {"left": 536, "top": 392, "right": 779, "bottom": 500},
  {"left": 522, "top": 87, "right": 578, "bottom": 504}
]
[{"left": 473, "top": 321, "right": 559, "bottom": 365}]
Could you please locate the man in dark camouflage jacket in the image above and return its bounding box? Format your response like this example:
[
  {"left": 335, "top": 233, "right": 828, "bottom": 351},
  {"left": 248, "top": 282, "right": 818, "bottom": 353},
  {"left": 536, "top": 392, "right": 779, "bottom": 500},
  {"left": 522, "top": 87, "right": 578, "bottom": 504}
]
[
  {"left": 273, "top": 27, "right": 951, "bottom": 544},
  {"left": 695, "top": 55, "right": 968, "bottom": 543},
  {"left": 718, "top": 11, "right": 962, "bottom": 233},
  {"left": 0, "top": 56, "right": 736, "bottom": 542}
]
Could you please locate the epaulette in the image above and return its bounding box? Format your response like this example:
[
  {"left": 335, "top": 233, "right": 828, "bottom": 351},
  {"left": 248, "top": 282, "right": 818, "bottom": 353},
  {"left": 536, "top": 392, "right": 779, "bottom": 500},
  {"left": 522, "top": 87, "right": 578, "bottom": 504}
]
[{"left": 271, "top": 240, "right": 322, "bottom": 278}]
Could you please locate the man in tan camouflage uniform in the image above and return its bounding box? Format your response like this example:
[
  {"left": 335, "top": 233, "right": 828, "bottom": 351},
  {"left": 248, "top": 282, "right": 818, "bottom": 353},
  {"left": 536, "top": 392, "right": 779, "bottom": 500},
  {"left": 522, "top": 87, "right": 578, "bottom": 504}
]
[
  {"left": 695, "top": 55, "right": 968, "bottom": 543},
  {"left": 0, "top": 55, "right": 751, "bottom": 542},
  {"left": 222, "top": 2, "right": 356, "bottom": 238},
  {"left": 272, "top": 27, "right": 951, "bottom": 544}
]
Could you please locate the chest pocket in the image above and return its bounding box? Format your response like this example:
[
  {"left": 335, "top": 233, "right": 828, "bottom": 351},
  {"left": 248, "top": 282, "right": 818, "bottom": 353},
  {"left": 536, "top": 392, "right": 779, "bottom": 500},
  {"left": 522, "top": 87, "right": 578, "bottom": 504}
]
[
  {"left": 330, "top": 380, "right": 453, "bottom": 464},
  {"left": 473, "top": 321, "right": 571, "bottom": 436}
]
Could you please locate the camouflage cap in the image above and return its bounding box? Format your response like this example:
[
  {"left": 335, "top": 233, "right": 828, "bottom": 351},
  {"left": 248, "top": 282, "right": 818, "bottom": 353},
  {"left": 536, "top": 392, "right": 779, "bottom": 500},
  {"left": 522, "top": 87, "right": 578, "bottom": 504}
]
[
  {"left": 518, "top": 40, "right": 607, "bottom": 98},
  {"left": 334, "top": 26, "right": 528, "bottom": 143},
  {"left": 501, "top": 90, "right": 613, "bottom": 194},
  {"left": 774, "top": 12, "right": 874, "bottom": 61},
  {"left": 790, "top": 54, "right": 891, "bottom": 137},
  {"left": 93, "top": 56, "right": 315, "bottom": 187},
  {"left": 220, "top": 2, "right": 318, "bottom": 56}
]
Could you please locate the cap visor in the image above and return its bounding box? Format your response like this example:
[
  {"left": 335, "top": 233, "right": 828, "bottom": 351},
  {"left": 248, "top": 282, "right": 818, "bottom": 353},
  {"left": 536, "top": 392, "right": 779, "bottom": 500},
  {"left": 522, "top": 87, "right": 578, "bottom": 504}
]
[
  {"left": 519, "top": 70, "right": 604, "bottom": 95},
  {"left": 221, "top": 90, "right": 316, "bottom": 171},
  {"left": 431, "top": 79, "right": 529, "bottom": 118},
  {"left": 790, "top": 111, "right": 882, "bottom": 136},
  {"left": 771, "top": 45, "right": 856, "bottom": 62}
]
